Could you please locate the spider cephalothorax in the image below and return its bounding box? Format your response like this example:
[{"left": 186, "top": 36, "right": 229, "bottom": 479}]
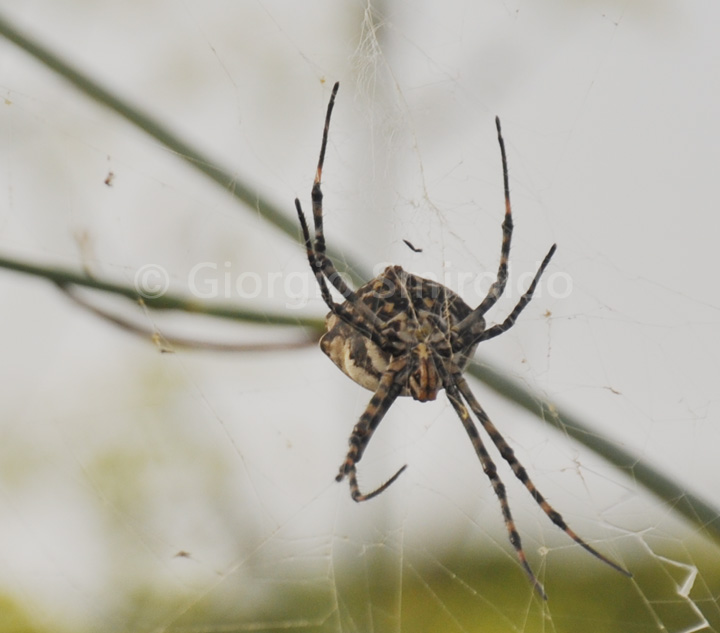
[
  {"left": 320, "top": 265, "right": 478, "bottom": 402},
  {"left": 294, "top": 82, "right": 630, "bottom": 599}
]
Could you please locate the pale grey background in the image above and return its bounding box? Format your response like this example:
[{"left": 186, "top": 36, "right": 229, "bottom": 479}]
[{"left": 0, "top": 0, "right": 718, "bottom": 630}]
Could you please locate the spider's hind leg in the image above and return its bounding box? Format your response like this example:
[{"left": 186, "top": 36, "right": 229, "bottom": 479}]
[
  {"left": 343, "top": 464, "right": 408, "bottom": 502},
  {"left": 336, "top": 358, "right": 409, "bottom": 502},
  {"left": 435, "top": 358, "right": 548, "bottom": 600},
  {"left": 454, "top": 372, "right": 632, "bottom": 579}
]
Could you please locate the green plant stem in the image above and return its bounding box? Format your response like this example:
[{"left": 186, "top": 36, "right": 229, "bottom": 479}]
[
  {"left": 0, "top": 10, "right": 367, "bottom": 287},
  {"left": 0, "top": 253, "right": 324, "bottom": 330},
  {"left": 469, "top": 361, "right": 720, "bottom": 546}
]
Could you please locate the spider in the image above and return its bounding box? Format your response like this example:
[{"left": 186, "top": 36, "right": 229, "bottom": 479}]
[{"left": 294, "top": 82, "right": 631, "bottom": 599}]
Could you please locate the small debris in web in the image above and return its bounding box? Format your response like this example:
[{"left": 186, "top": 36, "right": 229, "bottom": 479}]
[{"left": 403, "top": 239, "right": 422, "bottom": 253}]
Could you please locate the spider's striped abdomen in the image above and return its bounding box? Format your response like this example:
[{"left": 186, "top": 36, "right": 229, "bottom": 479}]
[{"left": 320, "top": 266, "right": 480, "bottom": 397}]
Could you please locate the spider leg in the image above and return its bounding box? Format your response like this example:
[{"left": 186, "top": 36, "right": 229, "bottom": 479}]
[
  {"left": 346, "top": 464, "right": 408, "bottom": 503},
  {"left": 458, "top": 242, "right": 556, "bottom": 349},
  {"left": 296, "top": 83, "right": 396, "bottom": 345},
  {"left": 309, "top": 82, "right": 359, "bottom": 303},
  {"left": 295, "top": 197, "right": 337, "bottom": 312},
  {"left": 310, "top": 82, "right": 337, "bottom": 267},
  {"left": 296, "top": 199, "right": 391, "bottom": 351},
  {"left": 472, "top": 117, "right": 515, "bottom": 317},
  {"left": 454, "top": 371, "right": 632, "bottom": 578},
  {"left": 438, "top": 364, "right": 547, "bottom": 599},
  {"left": 454, "top": 118, "right": 555, "bottom": 351},
  {"left": 451, "top": 118, "right": 518, "bottom": 345},
  {"left": 337, "top": 358, "right": 410, "bottom": 502}
]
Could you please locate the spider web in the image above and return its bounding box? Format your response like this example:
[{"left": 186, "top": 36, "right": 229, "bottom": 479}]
[{"left": 0, "top": 1, "right": 719, "bottom": 632}]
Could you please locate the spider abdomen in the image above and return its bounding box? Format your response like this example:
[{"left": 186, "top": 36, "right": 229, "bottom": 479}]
[
  {"left": 320, "top": 313, "right": 390, "bottom": 392},
  {"left": 320, "top": 266, "right": 479, "bottom": 396}
]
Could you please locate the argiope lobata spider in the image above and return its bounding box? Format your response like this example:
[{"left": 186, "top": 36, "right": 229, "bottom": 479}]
[{"left": 294, "top": 82, "right": 631, "bottom": 599}]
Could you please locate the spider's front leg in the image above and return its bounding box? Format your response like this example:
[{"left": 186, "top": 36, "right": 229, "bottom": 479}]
[
  {"left": 295, "top": 199, "right": 390, "bottom": 351},
  {"left": 472, "top": 116, "right": 514, "bottom": 317},
  {"left": 453, "top": 242, "right": 556, "bottom": 351},
  {"left": 452, "top": 116, "right": 556, "bottom": 351},
  {"left": 309, "top": 82, "right": 357, "bottom": 302},
  {"left": 337, "top": 358, "right": 409, "bottom": 502},
  {"left": 295, "top": 82, "right": 392, "bottom": 348}
]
